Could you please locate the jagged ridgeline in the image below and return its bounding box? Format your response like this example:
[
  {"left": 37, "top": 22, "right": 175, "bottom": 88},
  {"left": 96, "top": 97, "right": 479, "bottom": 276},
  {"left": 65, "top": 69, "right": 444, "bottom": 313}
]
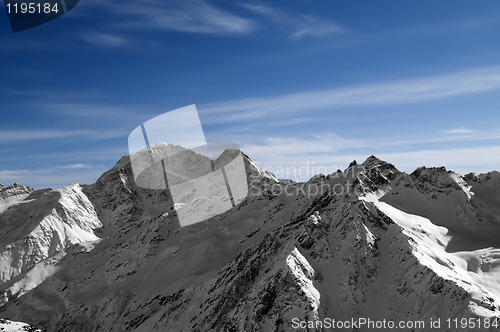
[{"left": 0, "top": 146, "right": 499, "bottom": 332}]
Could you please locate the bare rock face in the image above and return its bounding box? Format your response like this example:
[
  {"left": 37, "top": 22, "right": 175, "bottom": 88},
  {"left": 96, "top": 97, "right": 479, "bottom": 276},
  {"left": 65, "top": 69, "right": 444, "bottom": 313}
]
[{"left": 0, "top": 152, "right": 499, "bottom": 332}]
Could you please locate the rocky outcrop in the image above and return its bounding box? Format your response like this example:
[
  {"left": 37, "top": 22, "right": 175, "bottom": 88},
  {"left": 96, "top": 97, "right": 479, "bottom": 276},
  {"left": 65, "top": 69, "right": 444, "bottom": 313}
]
[{"left": 0, "top": 183, "right": 33, "bottom": 200}]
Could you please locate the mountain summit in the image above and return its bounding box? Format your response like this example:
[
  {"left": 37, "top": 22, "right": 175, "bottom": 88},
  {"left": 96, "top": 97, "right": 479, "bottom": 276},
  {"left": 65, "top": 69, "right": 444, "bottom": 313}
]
[{"left": 0, "top": 150, "right": 499, "bottom": 331}]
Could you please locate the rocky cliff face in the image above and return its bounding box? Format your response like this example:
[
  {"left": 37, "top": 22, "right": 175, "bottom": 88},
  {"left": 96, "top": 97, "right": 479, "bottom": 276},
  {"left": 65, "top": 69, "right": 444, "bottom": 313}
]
[{"left": 0, "top": 148, "right": 499, "bottom": 331}]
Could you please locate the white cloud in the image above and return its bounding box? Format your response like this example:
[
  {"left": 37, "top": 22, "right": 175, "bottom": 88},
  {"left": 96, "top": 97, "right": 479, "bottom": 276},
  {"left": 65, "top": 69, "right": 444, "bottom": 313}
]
[
  {"left": 214, "top": 117, "right": 318, "bottom": 134},
  {"left": 443, "top": 127, "right": 477, "bottom": 134},
  {"left": 96, "top": 0, "right": 256, "bottom": 34},
  {"left": 0, "top": 129, "right": 128, "bottom": 143},
  {"left": 239, "top": 133, "right": 500, "bottom": 181},
  {"left": 242, "top": 134, "right": 362, "bottom": 159},
  {"left": 0, "top": 146, "right": 129, "bottom": 167},
  {"left": 39, "top": 102, "right": 133, "bottom": 117},
  {"left": 251, "top": 144, "right": 500, "bottom": 181},
  {"left": 239, "top": 4, "right": 273, "bottom": 15},
  {"left": 59, "top": 164, "right": 92, "bottom": 169},
  {"left": 239, "top": 3, "right": 345, "bottom": 39},
  {"left": 0, "top": 167, "right": 107, "bottom": 190},
  {"left": 292, "top": 16, "right": 346, "bottom": 39},
  {"left": 0, "top": 130, "right": 91, "bottom": 142},
  {"left": 378, "top": 130, "right": 500, "bottom": 147},
  {"left": 200, "top": 66, "right": 500, "bottom": 123},
  {"left": 376, "top": 146, "right": 500, "bottom": 175},
  {"left": 80, "top": 31, "right": 128, "bottom": 47},
  {"left": 241, "top": 134, "right": 366, "bottom": 180}
]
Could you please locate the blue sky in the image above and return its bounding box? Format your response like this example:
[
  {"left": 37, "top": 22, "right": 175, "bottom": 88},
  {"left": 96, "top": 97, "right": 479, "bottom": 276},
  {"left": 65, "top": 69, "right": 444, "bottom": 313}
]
[{"left": 1, "top": 0, "right": 500, "bottom": 189}]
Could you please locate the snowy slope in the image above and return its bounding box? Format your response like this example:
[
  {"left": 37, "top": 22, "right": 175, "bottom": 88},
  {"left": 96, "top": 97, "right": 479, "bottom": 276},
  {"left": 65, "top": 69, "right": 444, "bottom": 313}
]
[
  {"left": 0, "top": 183, "right": 102, "bottom": 305},
  {"left": 365, "top": 164, "right": 500, "bottom": 319},
  {"left": 0, "top": 183, "right": 33, "bottom": 215},
  {"left": 0, "top": 318, "right": 42, "bottom": 331}
]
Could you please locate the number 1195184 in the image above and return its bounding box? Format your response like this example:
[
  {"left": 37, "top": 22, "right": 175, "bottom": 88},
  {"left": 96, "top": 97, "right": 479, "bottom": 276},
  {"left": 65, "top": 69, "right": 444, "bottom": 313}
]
[
  {"left": 6, "top": 2, "right": 59, "bottom": 14},
  {"left": 446, "top": 317, "right": 499, "bottom": 329}
]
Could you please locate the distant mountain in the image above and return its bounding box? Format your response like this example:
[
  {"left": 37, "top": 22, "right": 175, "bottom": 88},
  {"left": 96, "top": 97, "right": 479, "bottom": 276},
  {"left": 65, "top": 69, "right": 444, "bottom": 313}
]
[
  {"left": 0, "top": 183, "right": 34, "bottom": 214},
  {"left": 0, "top": 145, "right": 499, "bottom": 331}
]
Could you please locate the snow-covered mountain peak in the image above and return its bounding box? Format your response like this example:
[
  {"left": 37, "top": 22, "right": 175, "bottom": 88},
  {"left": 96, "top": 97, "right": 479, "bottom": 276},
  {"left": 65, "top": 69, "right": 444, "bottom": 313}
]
[
  {"left": 344, "top": 156, "right": 401, "bottom": 197},
  {"left": 0, "top": 182, "right": 102, "bottom": 288},
  {"left": 347, "top": 159, "right": 358, "bottom": 168},
  {"left": 0, "top": 183, "right": 34, "bottom": 215},
  {"left": 406, "top": 166, "right": 472, "bottom": 199},
  {"left": 0, "top": 183, "right": 33, "bottom": 201}
]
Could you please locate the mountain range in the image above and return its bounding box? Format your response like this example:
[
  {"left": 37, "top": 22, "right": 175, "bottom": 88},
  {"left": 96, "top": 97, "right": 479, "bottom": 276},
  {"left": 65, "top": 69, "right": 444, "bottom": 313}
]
[{"left": 0, "top": 143, "right": 499, "bottom": 331}]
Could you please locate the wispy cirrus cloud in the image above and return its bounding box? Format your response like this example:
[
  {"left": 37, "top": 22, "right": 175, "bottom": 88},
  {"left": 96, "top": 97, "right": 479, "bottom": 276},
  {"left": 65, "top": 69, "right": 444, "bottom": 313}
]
[
  {"left": 87, "top": 0, "right": 256, "bottom": 35},
  {"left": 0, "top": 129, "right": 128, "bottom": 143},
  {"left": 292, "top": 16, "right": 346, "bottom": 39},
  {"left": 376, "top": 146, "right": 500, "bottom": 175},
  {"left": 241, "top": 129, "right": 500, "bottom": 165},
  {"left": 0, "top": 145, "right": 129, "bottom": 164},
  {"left": 0, "top": 130, "right": 92, "bottom": 142},
  {"left": 241, "top": 133, "right": 500, "bottom": 180},
  {"left": 39, "top": 102, "right": 132, "bottom": 117},
  {"left": 213, "top": 117, "right": 318, "bottom": 135},
  {"left": 239, "top": 4, "right": 273, "bottom": 15},
  {"left": 242, "top": 134, "right": 362, "bottom": 159},
  {"left": 240, "top": 3, "right": 346, "bottom": 38},
  {"left": 147, "top": 0, "right": 255, "bottom": 34},
  {"left": 0, "top": 66, "right": 50, "bottom": 80},
  {"left": 0, "top": 166, "right": 107, "bottom": 189},
  {"left": 1, "top": 88, "right": 152, "bottom": 121},
  {"left": 443, "top": 127, "right": 477, "bottom": 134},
  {"left": 58, "top": 164, "right": 93, "bottom": 169},
  {"left": 79, "top": 31, "right": 128, "bottom": 47},
  {"left": 201, "top": 67, "right": 500, "bottom": 123}
]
